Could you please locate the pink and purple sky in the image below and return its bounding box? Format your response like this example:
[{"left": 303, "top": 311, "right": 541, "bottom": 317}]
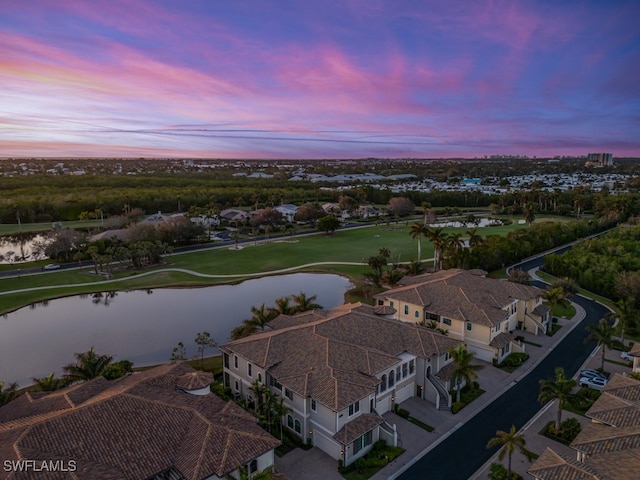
[{"left": 1, "top": 0, "right": 639, "bottom": 159}]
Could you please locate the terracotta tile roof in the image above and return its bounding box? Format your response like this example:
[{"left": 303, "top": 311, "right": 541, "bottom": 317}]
[
  {"left": 489, "top": 332, "right": 516, "bottom": 349},
  {"left": 373, "top": 305, "right": 397, "bottom": 315},
  {"left": 0, "top": 362, "right": 279, "bottom": 480},
  {"left": 528, "top": 447, "right": 599, "bottom": 480},
  {"left": 374, "top": 269, "right": 543, "bottom": 328},
  {"left": 333, "top": 413, "right": 385, "bottom": 445},
  {"left": 630, "top": 342, "right": 640, "bottom": 355},
  {"left": 267, "top": 310, "right": 328, "bottom": 330},
  {"left": 175, "top": 371, "right": 214, "bottom": 391},
  {"left": 222, "top": 303, "right": 462, "bottom": 411},
  {"left": 531, "top": 374, "right": 640, "bottom": 480},
  {"left": 533, "top": 304, "right": 551, "bottom": 316}
]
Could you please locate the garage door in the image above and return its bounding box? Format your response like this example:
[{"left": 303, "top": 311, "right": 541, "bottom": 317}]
[
  {"left": 395, "top": 384, "right": 413, "bottom": 404},
  {"left": 313, "top": 430, "right": 341, "bottom": 460}
]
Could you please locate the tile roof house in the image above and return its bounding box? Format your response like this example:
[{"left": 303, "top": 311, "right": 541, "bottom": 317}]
[
  {"left": 529, "top": 374, "right": 640, "bottom": 480},
  {"left": 0, "top": 362, "right": 280, "bottom": 480},
  {"left": 374, "top": 269, "right": 551, "bottom": 363},
  {"left": 219, "top": 302, "right": 462, "bottom": 466}
]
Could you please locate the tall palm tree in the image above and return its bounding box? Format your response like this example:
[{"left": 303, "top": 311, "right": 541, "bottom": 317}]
[
  {"left": 449, "top": 345, "right": 484, "bottom": 402},
  {"left": 32, "top": 372, "right": 69, "bottom": 392},
  {"left": 542, "top": 286, "right": 569, "bottom": 314},
  {"left": 615, "top": 297, "right": 637, "bottom": 346},
  {"left": 466, "top": 228, "right": 483, "bottom": 248},
  {"left": 486, "top": 425, "right": 527, "bottom": 478},
  {"left": 586, "top": 317, "right": 615, "bottom": 370},
  {"left": 424, "top": 227, "right": 446, "bottom": 270},
  {"left": 63, "top": 347, "right": 113, "bottom": 382},
  {"left": 274, "top": 296, "right": 294, "bottom": 315},
  {"left": 248, "top": 303, "right": 278, "bottom": 330},
  {"left": 291, "top": 292, "right": 322, "bottom": 313},
  {"left": 0, "top": 381, "right": 19, "bottom": 407},
  {"left": 409, "top": 222, "right": 424, "bottom": 262},
  {"left": 537, "top": 367, "right": 577, "bottom": 431}
]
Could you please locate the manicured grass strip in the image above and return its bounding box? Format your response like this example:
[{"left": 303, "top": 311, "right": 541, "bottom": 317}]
[
  {"left": 408, "top": 416, "right": 435, "bottom": 432},
  {"left": 547, "top": 324, "right": 562, "bottom": 336},
  {"left": 551, "top": 303, "right": 576, "bottom": 319}
]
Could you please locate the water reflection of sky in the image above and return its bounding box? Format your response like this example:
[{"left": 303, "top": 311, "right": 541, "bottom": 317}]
[
  {"left": 0, "top": 233, "right": 49, "bottom": 263},
  {"left": 0, "top": 273, "right": 353, "bottom": 386}
]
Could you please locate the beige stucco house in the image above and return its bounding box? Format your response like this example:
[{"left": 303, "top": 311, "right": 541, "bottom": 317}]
[
  {"left": 220, "top": 303, "right": 462, "bottom": 466},
  {"left": 529, "top": 373, "right": 640, "bottom": 480},
  {"left": 373, "top": 269, "right": 551, "bottom": 364}
]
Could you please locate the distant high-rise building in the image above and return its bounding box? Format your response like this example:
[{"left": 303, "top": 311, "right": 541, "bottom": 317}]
[{"left": 587, "top": 152, "right": 613, "bottom": 166}]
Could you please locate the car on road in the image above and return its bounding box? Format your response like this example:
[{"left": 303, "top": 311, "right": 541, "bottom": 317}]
[
  {"left": 579, "top": 369, "right": 607, "bottom": 381},
  {"left": 42, "top": 264, "right": 61, "bottom": 270},
  {"left": 579, "top": 376, "right": 608, "bottom": 391},
  {"left": 621, "top": 351, "right": 634, "bottom": 361}
]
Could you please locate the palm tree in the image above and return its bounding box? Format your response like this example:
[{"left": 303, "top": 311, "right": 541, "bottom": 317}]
[
  {"left": 274, "top": 296, "right": 294, "bottom": 315},
  {"left": 537, "top": 367, "right": 577, "bottom": 431},
  {"left": 248, "top": 303, "right": 278, "bottom": 330},
  {"left": 524, "top": 204, "right": 536, "bottom": 226},
  {"left": 466, "top": 228, "right": 483, "bottom": 248},
  {"left": 32, "top": 372, "right": 69, "bottom": 391},
  {"left": 0, "top": 381, "right": 19, "bottom": 407},
  {"left": 586, "top": 317, "right": 615, "bottom": 370},
  {"left": 424, "top": 227, "right": 446, "bottom": 270},
  {"left": 486, "top": 425, "right": 527, "bottom": 478},
  {"left": 409, "top": 222, "right": 424, "bottom": 262},
  {"left": 542, "top": 286, "right": 569, "bottom": 315},
  {"left": 615, "top": 297, "right": 637, "bottom": 346},
  {"left": 63, "top": 347, "right": 114, "bottom": 382},
  {"left": 291, "top": 292, "right": 322, "bottom": 313},
  {"left": 449, "top": 345, "right": 484, "bottom": 402}
]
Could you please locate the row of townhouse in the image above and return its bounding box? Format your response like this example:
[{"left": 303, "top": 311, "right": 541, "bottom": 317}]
[
  {"left": 373, "top": 269, "right": 551, "bottom": 363},
  {"left": 220, "top": 302, "right": 462, "bottom": 466},
  {"left": 529, "top": 373, "right": 640, "bottom": 480}
]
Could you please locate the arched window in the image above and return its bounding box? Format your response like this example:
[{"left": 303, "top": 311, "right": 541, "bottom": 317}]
[
  {"left": 257, "top": 373, "right": 262, "bottom": 383},
  {"left": 294, "top": 419, "right": 301, "bottom": 433},
  {"left": 389, "top": 369, "right": 395, "bottom": 387},
  {"left": 380, "top": 374, "right": 387, "bottom": 391},
  {"left": 287, "top": 415, "right": 294, "bottom": 428}
]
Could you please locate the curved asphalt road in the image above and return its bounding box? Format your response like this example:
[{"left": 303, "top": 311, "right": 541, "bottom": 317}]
[{"left": 398, "top": 255, "right": 610, "bottom": 480}]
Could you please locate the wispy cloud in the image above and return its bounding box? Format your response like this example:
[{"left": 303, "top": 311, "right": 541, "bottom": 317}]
[{"left": 1, "top": 0, "right": 639, "bottom": 157}]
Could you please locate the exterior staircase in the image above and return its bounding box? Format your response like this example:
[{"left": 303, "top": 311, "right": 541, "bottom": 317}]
[{"left": 427, "top": 372, "right": 451, "bottom": 411}]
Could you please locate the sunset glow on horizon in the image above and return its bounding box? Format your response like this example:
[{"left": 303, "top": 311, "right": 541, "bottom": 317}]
[{"left": 1, "top": 0, "right": 639, "bottom": 159}]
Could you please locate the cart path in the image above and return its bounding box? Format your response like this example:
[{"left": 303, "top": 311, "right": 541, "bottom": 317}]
[{"left": 1, "top": 258, "right": 434, "bottom": 296}]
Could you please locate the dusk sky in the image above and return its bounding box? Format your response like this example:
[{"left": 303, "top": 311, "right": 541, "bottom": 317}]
[{"left": 1, "top": 0, "right": 639, "bottom": 159}]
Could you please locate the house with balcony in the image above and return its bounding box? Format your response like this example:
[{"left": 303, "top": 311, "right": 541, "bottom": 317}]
[
  {"left": 373, "top": 269, "right": 550, "bottom": 364},
  {"left": 0, "top": 362, "right": 280, "bottom": 480},
  {"left": 219, "top": 303, "right": 462, "bottom": 466}
]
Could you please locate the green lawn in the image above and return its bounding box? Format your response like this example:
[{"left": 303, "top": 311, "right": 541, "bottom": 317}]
[
  {"left": 0, "top": 220, "right": 535, "bottom": 315},
  {"left": 0, "top": 220, "right": 104, "bottom": 235},
  {"left": 551, "top": 302, "right": 576, "bottom": 319}
]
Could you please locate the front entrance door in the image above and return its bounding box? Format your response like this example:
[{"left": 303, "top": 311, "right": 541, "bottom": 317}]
[{"left": 416, "top": 384, "right": 423, "bottom": 399}]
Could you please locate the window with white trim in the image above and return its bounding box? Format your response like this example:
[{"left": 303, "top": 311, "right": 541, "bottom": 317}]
[
  {"left": 466, "top": 322, "right": 472, "bottom": 331},
  {"left": 247, "top": 363, "right": 252, "bottom": 377},
  {"left": 389, "top": 369, "right": 395, "bottom": 387},
  {"left": 409, "top": 359, "right": 415, "bottom": 374},
  {"left": 311, "top": 399, "right": 317, "bottom": 412},
  {"left": 234, "top": 355, "right": 238, "bottom": 369},
  {"left": 348, "top": 401, "right": 360, "bottom": 416},
  {"left": 404, "top": 305, "right": 409, "bottom": 315},
  {"left": 442, "top": 317, "right": 451, "bottom": 326}
]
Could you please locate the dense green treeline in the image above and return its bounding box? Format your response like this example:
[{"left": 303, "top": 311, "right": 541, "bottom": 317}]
[{"left": 543, "top": 224, "right": 640, "bottom": 305}]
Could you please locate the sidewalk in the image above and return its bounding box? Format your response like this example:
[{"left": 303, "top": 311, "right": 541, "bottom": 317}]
[
  {"left": 471, "top": 321, "right": 634, "bottom": 479},
  {"left": 367, "top": 306, "right": 586, "bottom": 480},
  {"left": 278, "top": 301, "right": 612, "bottom": 480}
]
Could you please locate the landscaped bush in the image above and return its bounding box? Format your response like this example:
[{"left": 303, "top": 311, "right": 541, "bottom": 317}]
[
  {"left": 541, "top": 418, "right": 582, "bottom": 444},
  {"left": 451, "top": 401, "right": 464, "bottom": 414},
  {"left": 496, "top": 353, "right": 530, "bottom": 372},
  {"left": 489, "top": 462, "right": 522, "bottom": 480},
  {"left": 396, "top": 408, "right": 410, "bottom": 419}
]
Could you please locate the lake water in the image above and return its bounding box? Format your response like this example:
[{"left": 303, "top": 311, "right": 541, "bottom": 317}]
[{"left": 0, "top": 273, "right": 353, "bottom": 386}]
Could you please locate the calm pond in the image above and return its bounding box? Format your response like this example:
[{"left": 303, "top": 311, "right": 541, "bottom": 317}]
[{"left": 0, "top": 273, "right": 353, "bottom": 386}]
